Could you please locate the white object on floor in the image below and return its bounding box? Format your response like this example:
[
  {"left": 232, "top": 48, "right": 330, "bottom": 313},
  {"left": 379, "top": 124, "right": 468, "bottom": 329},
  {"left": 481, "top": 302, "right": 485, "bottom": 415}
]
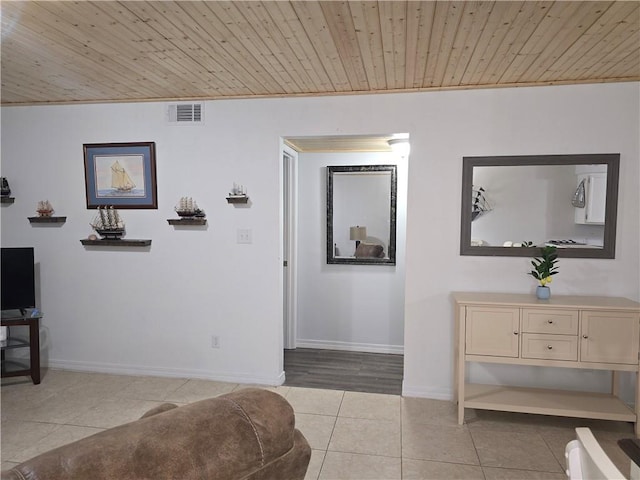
[{"left": 565, "top": 427, "right": 626, "bottom": 480}]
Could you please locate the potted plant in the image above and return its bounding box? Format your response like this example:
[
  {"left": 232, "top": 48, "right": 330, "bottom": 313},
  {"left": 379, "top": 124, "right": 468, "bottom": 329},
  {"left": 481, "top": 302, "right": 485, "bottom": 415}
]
[{"left": 528, "top": 245, "right": 559, "bottom": 299}]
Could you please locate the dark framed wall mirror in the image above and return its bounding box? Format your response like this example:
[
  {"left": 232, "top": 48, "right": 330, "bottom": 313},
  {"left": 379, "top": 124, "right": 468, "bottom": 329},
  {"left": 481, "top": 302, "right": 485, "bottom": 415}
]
[
  {"left": 460, "top": 154, "right": 620, "bottom": 258},
  {"left": 327, "top": 165, "right": 397, "bottom": 265}
]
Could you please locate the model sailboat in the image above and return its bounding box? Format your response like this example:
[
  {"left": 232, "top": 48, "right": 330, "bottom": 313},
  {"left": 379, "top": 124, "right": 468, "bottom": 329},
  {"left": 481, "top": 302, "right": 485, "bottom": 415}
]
[
  {"left": 471, "top": 186, "right": 492, "bottom": 221},
  {"left": 175, "top": 197, "right": 205, "bottom": 218},
  {"left": 36, "top": 200, "right": 54, "bottom": 217},
  {"left": 90, "top": 206, "right": 125, "bottom": 239},
  {"left": 111, "top": 161, "right": 135, "bottom": 192}
]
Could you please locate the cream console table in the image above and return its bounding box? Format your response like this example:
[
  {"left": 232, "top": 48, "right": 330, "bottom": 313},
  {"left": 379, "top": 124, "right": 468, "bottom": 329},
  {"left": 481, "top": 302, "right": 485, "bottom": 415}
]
[{"left": 454, "top": 292, "right": 640, "bottom": 432}]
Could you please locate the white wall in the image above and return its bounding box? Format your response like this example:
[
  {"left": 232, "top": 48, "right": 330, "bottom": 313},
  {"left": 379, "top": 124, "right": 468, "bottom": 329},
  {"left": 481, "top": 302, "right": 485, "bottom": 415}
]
[
  {"left": 401, "top": 83, "right": 640, "bottom": 401},
  {"left": 1, "top": 82, "right": 638, "bottom": 401},
  {"left": 296, "top": 151, "right": 407, "bottom": 353}
]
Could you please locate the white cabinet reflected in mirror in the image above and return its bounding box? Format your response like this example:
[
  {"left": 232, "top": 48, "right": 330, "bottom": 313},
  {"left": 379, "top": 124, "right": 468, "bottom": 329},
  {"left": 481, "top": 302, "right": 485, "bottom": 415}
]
[
  {"left": 460, "top": 154, "right": 619, "bottom": 259},
  {"left": 327, "top": 165, "right": 397, "bottom": 265}
]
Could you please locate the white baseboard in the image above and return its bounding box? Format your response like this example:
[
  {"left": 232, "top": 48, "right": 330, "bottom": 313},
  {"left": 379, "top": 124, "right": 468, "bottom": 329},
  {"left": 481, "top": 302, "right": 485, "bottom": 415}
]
[
  {"left": 274, "top": 370, "right": 286, "bottom": 386},
  {"left": 295, "top": 339, "right": 403, "bottom": 355},
  {"left": 47, "top": 359, "right": 284, "bottom": 386},
  {"left": 402, "top": 381, "right": 452, "bottom": 400}
]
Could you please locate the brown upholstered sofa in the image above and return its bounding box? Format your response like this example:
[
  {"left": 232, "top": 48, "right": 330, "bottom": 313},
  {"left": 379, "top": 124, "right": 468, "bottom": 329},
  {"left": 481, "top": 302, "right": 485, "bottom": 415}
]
[{"left": 1, "top": 388, "right": 311, "bottom": 480}]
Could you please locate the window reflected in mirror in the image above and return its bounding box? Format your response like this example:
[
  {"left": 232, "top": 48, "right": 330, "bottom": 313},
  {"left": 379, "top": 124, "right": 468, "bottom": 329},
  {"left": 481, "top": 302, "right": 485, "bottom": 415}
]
[
  {"left": 327, "top": 165, "right": 397, "bottom": 265},
  {"left": 460, "top": 154, "right": 619, "bottom": 259}
]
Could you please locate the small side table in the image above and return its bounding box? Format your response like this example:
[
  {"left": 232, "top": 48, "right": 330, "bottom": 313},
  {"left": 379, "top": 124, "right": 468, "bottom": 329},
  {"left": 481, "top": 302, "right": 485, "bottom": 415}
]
[{"left": 1, "top": 312, "right": 42, "bottom": 384}]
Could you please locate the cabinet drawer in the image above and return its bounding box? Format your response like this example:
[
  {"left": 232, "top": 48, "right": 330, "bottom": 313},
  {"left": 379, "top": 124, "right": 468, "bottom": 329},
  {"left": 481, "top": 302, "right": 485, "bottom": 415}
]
[
  {"left": 522, "top": 309, "right": 578, "bottom": 335},
  {"left": 521, "top": 334, "right": 578, "bottom": 361}
]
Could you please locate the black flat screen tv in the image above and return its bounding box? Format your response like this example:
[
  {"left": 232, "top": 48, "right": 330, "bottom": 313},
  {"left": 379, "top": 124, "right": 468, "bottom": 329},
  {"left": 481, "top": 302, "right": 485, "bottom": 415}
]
[{"left": 1, "top": 247, "right": 36, "bottom": 312}]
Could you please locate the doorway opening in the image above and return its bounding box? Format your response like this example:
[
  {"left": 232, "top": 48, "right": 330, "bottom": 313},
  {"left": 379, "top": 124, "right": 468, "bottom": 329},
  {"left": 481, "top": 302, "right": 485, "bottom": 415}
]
[{"left": 281, "top": 134, "right": 409, "bottom": 394}]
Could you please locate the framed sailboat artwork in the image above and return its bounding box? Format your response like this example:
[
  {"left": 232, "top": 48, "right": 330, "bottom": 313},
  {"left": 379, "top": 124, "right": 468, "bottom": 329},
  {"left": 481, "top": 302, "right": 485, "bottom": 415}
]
[{"left": 83, "top": 142, "right": 158, "bottom": 209}]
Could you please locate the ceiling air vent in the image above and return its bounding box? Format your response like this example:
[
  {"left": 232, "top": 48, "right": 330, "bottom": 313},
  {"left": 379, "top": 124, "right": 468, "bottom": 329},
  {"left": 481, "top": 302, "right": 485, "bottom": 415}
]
[{"left": 167, "top": 102, "right": 204, "bottom": 125}]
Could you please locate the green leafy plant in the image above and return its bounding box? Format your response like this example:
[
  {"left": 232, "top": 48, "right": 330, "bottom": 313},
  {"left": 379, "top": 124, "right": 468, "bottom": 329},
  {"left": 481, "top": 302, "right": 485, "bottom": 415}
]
[{"left": 528, "top": 245, "right": 559, "bottom": 286}]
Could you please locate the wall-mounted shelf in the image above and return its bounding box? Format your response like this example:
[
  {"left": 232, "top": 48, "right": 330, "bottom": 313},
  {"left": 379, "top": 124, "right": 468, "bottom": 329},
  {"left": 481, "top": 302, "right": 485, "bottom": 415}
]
[
  {"left": 167, "top": 218, "right": 207, "bottom": 226},
  {"left": 226, "top": 195, "right": 249, "bottom": 204},
  {"left": 28, "top": 216, "right": 67, "bottom": 224},
  {"left": 80, "top": 239, "right": 151, "bottom": 247},
  {"left": 1, "top": 197, "right": 15, "bottom": 204}
]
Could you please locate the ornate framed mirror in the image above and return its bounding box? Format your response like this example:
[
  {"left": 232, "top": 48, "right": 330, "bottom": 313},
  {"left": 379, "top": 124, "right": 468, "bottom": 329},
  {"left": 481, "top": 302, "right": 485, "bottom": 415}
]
[
  {"left": 327, "top": 165, "right": 397, "bottom": 265},
  {"left": 460, "top": 154, "right": 619, "bottom": 258}
]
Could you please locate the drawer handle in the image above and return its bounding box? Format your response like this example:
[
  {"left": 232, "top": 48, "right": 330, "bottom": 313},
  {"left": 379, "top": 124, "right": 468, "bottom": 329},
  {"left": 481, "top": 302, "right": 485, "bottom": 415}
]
[
  {"left": 513, "top": 331, "right": 519, "bottom": 335},
  {"left": 547, "top": 320, "right": 554, "bottom": 324},
  {"left": 547, "top": 345, "right": 553, "bottom": 350},
  {"left": 583, "top": 335, "right": 589, "bottom": 339}
]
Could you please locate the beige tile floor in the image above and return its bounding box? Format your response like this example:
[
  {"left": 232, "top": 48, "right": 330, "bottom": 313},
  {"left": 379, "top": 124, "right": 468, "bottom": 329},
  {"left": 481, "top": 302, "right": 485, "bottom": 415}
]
[{"left": 1, "top": 369, "right": 635, "bottom": 479}]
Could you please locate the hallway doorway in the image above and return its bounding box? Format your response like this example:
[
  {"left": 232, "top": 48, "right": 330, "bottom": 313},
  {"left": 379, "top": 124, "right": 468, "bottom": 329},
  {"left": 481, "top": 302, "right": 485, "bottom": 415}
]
[{"left": 281, "top": 134, "right": 409, "bottom": 394}]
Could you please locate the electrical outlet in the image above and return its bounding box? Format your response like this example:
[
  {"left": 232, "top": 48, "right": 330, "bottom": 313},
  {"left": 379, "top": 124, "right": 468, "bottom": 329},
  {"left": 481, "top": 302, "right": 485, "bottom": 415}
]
[
  {"left": 211, "top": 335, "right": 220, "bottom": 349},
  {"left": 237, "top": 228, "right": 252, "bottom": 244}
]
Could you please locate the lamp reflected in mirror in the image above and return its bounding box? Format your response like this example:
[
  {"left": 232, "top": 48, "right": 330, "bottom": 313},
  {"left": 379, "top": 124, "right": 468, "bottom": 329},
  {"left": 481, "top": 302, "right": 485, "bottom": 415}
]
[{"left": 349, "top": 225, "right": 367, "bottom": 254}]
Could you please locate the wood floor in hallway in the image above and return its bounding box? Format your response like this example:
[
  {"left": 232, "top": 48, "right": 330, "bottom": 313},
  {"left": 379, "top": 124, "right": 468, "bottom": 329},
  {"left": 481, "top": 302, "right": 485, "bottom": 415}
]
[{"left": 283, "top": 348, "right": 403, "bottom": 395}]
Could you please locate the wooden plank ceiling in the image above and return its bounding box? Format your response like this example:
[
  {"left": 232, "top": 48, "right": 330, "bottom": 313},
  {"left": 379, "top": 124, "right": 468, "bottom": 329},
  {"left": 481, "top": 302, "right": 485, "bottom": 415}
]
[{"left": 1, "top": 1, "right": 638, "bottom": 105}]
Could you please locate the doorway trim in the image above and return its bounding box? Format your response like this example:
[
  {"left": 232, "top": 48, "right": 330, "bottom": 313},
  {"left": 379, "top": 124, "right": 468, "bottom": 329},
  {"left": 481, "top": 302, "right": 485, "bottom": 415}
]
[{"left": 282, "top": 142, "right": 298, "bottom": 350}]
